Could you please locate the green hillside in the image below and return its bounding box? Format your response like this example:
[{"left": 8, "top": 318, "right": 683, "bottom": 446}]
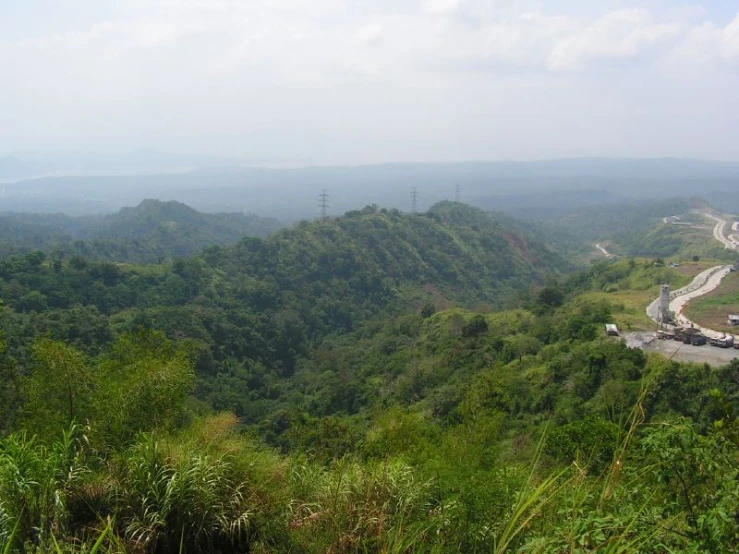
[
  {"left": 544, "top": 196, "right": 739, "bottom": 260},
  {"left": 1, "top": 204, "right": 739, "bottom": 552},
  {"left": 0, "top": 199, "right": 282, "bottom": 262},
  {"left": 0, "top": 202, "right": 569, "bottom": 432}
]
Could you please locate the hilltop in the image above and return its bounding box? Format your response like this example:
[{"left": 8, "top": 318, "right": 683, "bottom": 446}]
[
  {"left": 0, "top": 201, "right": 570, "bottom": 418},
  {"left": 3, "top": 157, "right": 739, "bottom": 219},
  {"left": 3, "top": 199, "right": 739, "bottom": 552},
  {"left": 0, "top": 199, "right": 282, "bottom": 262}
]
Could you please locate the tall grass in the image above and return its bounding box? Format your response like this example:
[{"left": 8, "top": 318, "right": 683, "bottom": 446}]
[
  {"left": 116, "top": 434, "right": 253, "bottom": 553},
  {"left": 289, "top": 457, "right": 436, "bottom": 553},
  {"left": 0, "top": 403, "right": 735, "bottom": 552},
  {"left": 0, "top": 424, "right": 88, "bottom": 550}
]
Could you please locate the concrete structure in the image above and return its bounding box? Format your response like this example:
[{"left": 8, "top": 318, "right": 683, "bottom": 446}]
[
  {"left": 659, "top": 285, "right": 671, "bottom": 324},
  {"left": 647, "top": 265, "right": 732, "bottom": 339}
]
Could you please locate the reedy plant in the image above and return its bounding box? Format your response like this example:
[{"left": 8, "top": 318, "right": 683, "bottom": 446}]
[
  {"left": 0, "top": 424, "right": 88, "bottom": 550},
  {"left": 289, "top": 457, "right": 435, "bottom": 553},
  {"left": 115, "top": 434, "right": 253, "bottom": 553}
]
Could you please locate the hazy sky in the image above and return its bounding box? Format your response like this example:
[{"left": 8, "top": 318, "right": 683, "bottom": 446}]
[{"left": 1, "top": 1, "right": 738, "bottom": 164}]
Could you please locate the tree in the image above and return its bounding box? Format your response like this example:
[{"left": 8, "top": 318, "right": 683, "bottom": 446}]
[
  {"left": 26, "top": 339, "right": 93, "bottom": 438},
  {"left": 508, "top": 334, "right": 542, "bottom": 363},
  {"left": 95, "top": 329, "right": 195, "bottom": 446},
  {"left": 462, "top": 315, "right": 489, "bottom": 338},
  {"left": 0, "top": 302, "right": 21, "bottom": 433},
  {"left": 535, "top": 285, "right": 564, "bottom": 312}
]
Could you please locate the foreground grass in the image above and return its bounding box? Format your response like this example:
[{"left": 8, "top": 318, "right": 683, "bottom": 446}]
[{"left": 2, "top": 406, "right": 738, "bottom": 553}]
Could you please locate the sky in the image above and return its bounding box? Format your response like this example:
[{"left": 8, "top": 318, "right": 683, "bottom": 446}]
[{"left": 1, "top": 0, "right": 738, "bottom": 165}]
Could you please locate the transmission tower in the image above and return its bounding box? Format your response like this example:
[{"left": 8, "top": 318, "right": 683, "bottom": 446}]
[
  {"left": 318, "top": 189, "right": 329, "bottom": 220},
  {"left": 411, "top": 188, "right": 419, "bottom": 214},
  {"left": 455, "top": 184, "right": 461, "bottom": 203}
]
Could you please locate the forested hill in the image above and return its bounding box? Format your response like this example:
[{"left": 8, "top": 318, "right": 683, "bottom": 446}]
[
  {"left": 0, "top": 199, "right": 282, "bottom": 262},
  {"left": 210, "top": 201, "right": 572, "bottom": 314},
  {"left": 6, "top": 202, "right": 739, "bottom": 551},
  {"left": 0, "top": 202, "right": 569, "bottom": 418},
  {"left": 545, "top": 196, "right": 708, "bottom": 242}
]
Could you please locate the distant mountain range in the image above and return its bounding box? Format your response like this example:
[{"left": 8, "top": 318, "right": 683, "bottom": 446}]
[
  {"left": 0, "top": 199, "right": 282, "bottom": 262},
  {"left": 2, "top": 157, "right": 739, "bottom": 220},
  {"left": 0, "top": 149, "right": 311, "bottom": 181}
]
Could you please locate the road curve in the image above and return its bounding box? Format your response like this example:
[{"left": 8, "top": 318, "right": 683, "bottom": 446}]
[
  {"left": 595, "top": 244, "right": 613, "bottom": 258},
  {"left": 645, "top": 213, "right": 738, "bottom": 337},
  {"left": 646, "top": 265, "right": 730, "bottom": 338},
  {"left": 670, "top": 267, "right": 732, "bottom": 339},
  {"left": 703, "top": 213, "right": 738, "bottom": 250}
]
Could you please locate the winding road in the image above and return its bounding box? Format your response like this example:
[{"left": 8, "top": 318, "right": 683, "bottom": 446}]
[
  {"left": 704, "top": 213, "right": 739, "bottom": 250},
  {"left": 646, "top": 213, "right": 737, "bottom": 338},
  {"left": 595, "top": 243, "right": 613, "bottom": 258}
]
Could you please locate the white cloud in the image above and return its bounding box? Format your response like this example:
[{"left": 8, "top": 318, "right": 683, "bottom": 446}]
[
  {"left": 721, "top": 14, "right": 739, "bottom": 63},
  {"left": 547, "top": 9, "right": 682, "bottom": 71},
  {"left": 354, "top": 23, "right": 384, "bottom": 46},
  {"left": 663, "top": 13, "right": 739, "bottom": 75},
  {"left": 1, "top": 2, "right": 739, "bottom": 162},
  {"left": 423, "top": 0, "right": 467, "bottom": 16}
]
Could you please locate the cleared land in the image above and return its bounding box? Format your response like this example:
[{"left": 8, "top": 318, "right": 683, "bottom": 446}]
[
  {"left": 625, "top": 332, "right": 738, "bottom": 366},
  {"left": 684, "top": 271, "right": 739, "bottom": 334},
  {"left": 582, "top": 261, "right": 709, "bottom": 332}
]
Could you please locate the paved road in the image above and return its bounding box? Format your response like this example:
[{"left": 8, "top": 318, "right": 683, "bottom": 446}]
[
  {"left": 625, "top": 332, "right": 738, "bottom": 366},
  {"left": 595, "top": 243, "right": 613, "bottom": 258},
  {"left": 646, "top": 266, "right": 727, "bottom": 324},
  {"left": 704, "top": 213, "right": 739, "bottom": 250},
  {"left": 645, "top": 213, "right": 737, "bottom": 338},
  {"left": 670, "top": 267, "right": 732, "bottom": 339}
]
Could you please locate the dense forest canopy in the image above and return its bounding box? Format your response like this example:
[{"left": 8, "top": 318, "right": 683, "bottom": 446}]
[
  {"left": 0, "top": 199, "right": 282, "bottom": 262},
  {"left": 1, "top": 198, "right": 738, "bottom": 552}
]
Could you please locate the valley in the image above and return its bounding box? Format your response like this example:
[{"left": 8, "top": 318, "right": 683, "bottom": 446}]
[
  {"left": 1, "top": 194, "right": 739, "bottom": 552},
  {"left": 5, "top": 1, "right": 739, "bottom": 549}
]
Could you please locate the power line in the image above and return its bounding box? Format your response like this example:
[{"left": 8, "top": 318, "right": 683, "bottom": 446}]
[
  {"left": 318, "top": 189, "right": 329, "bottom": 220},
  {"left": 411, "top": 187, "right": 419, "bottom": 214}
]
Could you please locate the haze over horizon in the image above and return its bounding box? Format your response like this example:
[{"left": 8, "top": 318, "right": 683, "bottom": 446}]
[{"left": 2, "top": 1, "right": 739, "bottom": 166}]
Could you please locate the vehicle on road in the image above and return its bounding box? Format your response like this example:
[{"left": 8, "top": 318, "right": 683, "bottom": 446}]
[
  {"left": 674, "top": 327, "right": 707, "bottom": 345},
  {"left": 710, "top": 335, "right": 735, "bottom": 348}
]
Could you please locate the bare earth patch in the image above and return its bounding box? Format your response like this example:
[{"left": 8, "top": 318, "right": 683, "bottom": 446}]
[
  {"left": 684, "top": 271, "right": 739, "bottom": 334},
  {"left": 673, "top": 261, "right": 715, "bottom": 278}
]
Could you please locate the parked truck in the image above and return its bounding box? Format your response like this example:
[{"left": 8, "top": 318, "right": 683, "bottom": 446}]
[
  {"left": 674, "top": 327, "right": 707, "bottom": 346},
  {"left": 710, "top": 334, "right": 736, "bottom": 348}
]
